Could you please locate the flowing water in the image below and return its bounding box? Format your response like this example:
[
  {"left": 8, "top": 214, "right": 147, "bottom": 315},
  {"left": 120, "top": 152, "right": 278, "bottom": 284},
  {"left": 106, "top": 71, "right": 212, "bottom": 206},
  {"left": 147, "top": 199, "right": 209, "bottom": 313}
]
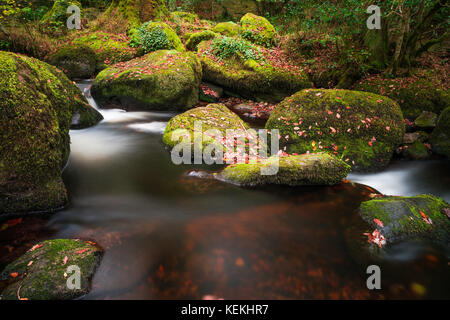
[{"left": 0, "top": 80, "right": 449, "bottom": 299}]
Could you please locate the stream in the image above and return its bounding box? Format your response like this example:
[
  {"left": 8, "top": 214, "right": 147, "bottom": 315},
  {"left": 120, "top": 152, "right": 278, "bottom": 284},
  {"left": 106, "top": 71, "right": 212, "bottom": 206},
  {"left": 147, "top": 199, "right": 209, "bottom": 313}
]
[{"left": 0, "top": 80, "right": 449, "bottom": 299}]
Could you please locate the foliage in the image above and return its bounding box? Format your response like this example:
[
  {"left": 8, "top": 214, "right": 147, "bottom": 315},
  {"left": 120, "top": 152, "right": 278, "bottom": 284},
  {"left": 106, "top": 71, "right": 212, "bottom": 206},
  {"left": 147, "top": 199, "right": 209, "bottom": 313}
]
[
  {"left": 132, "top": 21, "right": 184, "bottom": 53},
  {"left": 210, "top": 35, "right": 263, "bottom": 61}
]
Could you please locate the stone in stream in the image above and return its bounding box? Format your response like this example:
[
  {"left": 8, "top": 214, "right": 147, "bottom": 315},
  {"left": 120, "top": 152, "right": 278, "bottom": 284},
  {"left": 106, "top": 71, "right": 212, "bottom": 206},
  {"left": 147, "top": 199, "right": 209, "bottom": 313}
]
[
  {"left": 265, "top": 89, "right": 405, "bottom": 171},
  {"left": 430, "top": 106, "right": 450, "bottom": 158},
  {"left": 92, "top": 50, "right": 202, "bottom": 111},
  {"left": 216, "top": 153, "right": 350, "bottom": 187},
  {"left": 0, "top": 239, "right": 103, "bottom": 300},
  {"left": 197, "top": 36, "right": 311, "bottom": 102},
  {"left": 346, "top": 195, "right": 450, "bottom": 262},
  {"left": 0, "top": 51, "right": 103, "bottom": 215}
]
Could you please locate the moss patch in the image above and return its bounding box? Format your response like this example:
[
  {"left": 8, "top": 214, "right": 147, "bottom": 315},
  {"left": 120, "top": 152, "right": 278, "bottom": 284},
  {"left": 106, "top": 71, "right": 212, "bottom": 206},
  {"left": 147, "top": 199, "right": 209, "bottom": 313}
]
[
  {"left": 47, "top": 45, "right": 97, "bottom": 79},
  {"left": 265, "top": 89, "right": 405, "bottom": 171},
  {"left": 92, "top": 50, "right": 202, "bottom": 110},
  {"left": 186, "top": 30, "right": 218, "bottom": 51},
  {"left": 240, "top": 13, "right": 276, "bottom": 47},
  {"left": 212, "top": 21, "right": 240, "bottom": 37},
  {"left": 0, "top": 239, "right": 103, "bottom": 300}
]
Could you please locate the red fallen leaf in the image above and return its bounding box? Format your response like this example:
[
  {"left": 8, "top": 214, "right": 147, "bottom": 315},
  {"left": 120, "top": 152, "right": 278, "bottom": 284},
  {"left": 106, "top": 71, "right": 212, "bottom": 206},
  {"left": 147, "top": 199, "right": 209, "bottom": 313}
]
[
  {"left": 386, "top": 126, "right": 390, "bottom": 131},
  {"left": 363, "top": 229, "right": 386, "bottom": 248},
  {"left": 420, "top": 211, "right": 433, "bottom": 225},
  {"left": 29, "top": 244, "right": 43, "bottom": 251},
  {"left": 368, "top": 141, "right": 373, "bottom": 147},
  {"left": 444, "top": 208, "right": 450, "bottom": 218},
  {"left": 62, "top": 256, "right": 68, "bottom": 265},
  {"left": 373, "top": 218, "right": 384, "bottom": 227},
  {"left": 10, "top": 272, "right": 19, "bottom": 278},
  {"left": 75, "top": 248, "right": 88, "bottom": 254},
  {"left": 86, "top": 241, "right": 96, "bottom": 246},
  {"left": 7, "top": 218, "right": 22, "bottom": 227},
  {"left": 27, "top": 261, "right": 33, "bottom": 267}
]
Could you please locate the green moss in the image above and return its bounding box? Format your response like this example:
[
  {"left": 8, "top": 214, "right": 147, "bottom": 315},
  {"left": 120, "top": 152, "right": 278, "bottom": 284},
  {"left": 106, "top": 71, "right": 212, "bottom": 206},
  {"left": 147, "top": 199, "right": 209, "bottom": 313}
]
[
  {"left": 354, "top": 75, "right": 449, "bottom": 119},
  {"left": 162, "top": 103, "right": 249, "bottom": 152},
  {"left": 0, "top": 239, "right": 103, "bottom": 300},
  {"left": 212, "top": 21, "right": 240, "bottom": 37},
  {"left": 197, "top": 38, "right": 311, "bottom": 102},
  {"left": 170, "top": 11, "right": 199, "bottom": 24},
  {"left": 71, "top": 31, "right": 138, "bottom": 72},
  {"left": 240, "top": 13, "right": 276, "bottom": 47},
  {"left": 186, "top": 30, "right": 218, "bottom": 51},
  {"left": 133, "top": 21, "right": 185, "bottom": 53},
  {"left": 359, "top": 194, "right": 450, "bottom": 246},
  {"left": 0, "top": 51, "right": 99, "bottom": 214},
  {"left": 40, "top": 0, "right": 82, "bottom": 31},
  {"left": 430, "top": 107, "right": 450, "bottom": 157},
  {"left": 47, "top": 45, "right": 97, "bottom": 79},
  {"left": 217, "top": 152, "right": 350, "bottom": 186},
  {"left": 265, "top": 89, "right": 405, "bottom": 171},
  {"left": 92, "top": 50, "right": 202, "bottom": 110},
  {"left": 402, "top": 140, "right": 429, "bottom": 160}
]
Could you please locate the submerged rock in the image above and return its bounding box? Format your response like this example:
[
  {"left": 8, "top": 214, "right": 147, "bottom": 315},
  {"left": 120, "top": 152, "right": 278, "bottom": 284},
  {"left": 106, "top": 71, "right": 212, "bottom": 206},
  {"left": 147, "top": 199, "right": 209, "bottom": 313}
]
[
  {"left": 0, "top": 239, "right": 102, "bottom": 300},
  {"left": 359, "top": 195, "right": 450, "bottom": 247},
  {"left": 47, "top": 45, "right": 97, "bottom": 80},
  {"left": 197, "top": 36, "right": 311, "bottom": 102},
  {"left": 240, "top": 13, "right": 276, "bottom": 47},
  {"left": 0, "top": 51, "right": 102, "bottom": 214},
  {"left": 430, "top": 106, "right": 450, "bottom": 158},
  {"left": 92, "top": 50, "right": 202, "bottom": 111},
  {"left": 265, "top": 89, "right": 405, "bottom": 171},
  {"left": 216, "top": 153, "right": 350, "bottom": 187}
]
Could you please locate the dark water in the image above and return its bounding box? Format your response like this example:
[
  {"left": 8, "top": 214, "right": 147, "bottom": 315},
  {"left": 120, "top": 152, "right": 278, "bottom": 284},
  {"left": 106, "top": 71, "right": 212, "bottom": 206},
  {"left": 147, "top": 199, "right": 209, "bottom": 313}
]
[{"left": 0, "top": 81, "right": 449, "bottom": 299}]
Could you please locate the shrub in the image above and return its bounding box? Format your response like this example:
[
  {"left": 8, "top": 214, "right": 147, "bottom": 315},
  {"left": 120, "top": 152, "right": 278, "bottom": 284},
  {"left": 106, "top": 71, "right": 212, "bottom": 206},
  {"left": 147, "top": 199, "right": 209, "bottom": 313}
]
[{"left": 210, "top": 36, "right": 263, "bottom": 61}]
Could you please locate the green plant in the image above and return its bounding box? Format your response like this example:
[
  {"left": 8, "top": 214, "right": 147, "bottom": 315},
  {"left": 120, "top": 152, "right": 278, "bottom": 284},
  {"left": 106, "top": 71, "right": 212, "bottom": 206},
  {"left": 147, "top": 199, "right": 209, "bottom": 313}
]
[{"left": 210, "top": 36, "right": 263, "bottom": 61}]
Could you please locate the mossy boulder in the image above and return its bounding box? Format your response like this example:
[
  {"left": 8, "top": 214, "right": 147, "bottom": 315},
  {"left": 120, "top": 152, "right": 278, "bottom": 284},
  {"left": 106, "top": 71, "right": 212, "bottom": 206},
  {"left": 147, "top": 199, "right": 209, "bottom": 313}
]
[
  {"left": 71, "top": 32, "right": 138, "bottom": 72},
  {"left": 430, "top": 107, "right": 450, "bottom": 157},
  {"left": 197, "top": 37, "right": 311, "bottom": 102},
  {"left": 359, "top": 195, "right": 450, "bottom": 249},
  {"left": 414, "top": 111, "right": 438, "bottom": 129},
  {"left": 170, "top": 11, "right": 199, "bottom": 24},
  {"left": 354, "top": 74, "right": 449, "bottom": 119},
  {"left": 0, "top": 239, "right": 103, "bottom": 300},
  {"left": 133, "top": 21, "right": 185, "bottom": 54},
  {"left": 40, "top": 0, "right": 82, "bottom": 31},
  {"left": 266, "top": 89, "right": 405, "bottom": 171},
  {"left": 167, "top": 11, "right": 212, "bottom": 40},
  {"left": 92, "top": 50, "right": 202, "bottom": 111},
  {"left": 216, "top": 153, "right": 350, "bottom": 187},
  {"left": 186, "top": 30, "right": 218, "bottom": 51},
  {"left": 162, "top": 103, "right": 249, "bottom": 153},
  {"left": 401, "top": 140, "right": 430, "bottom": 160},
  {"left": 212, "top": 21, "right": 240, "bottom": 37},
  {"left": 47, "top": 45, "right": 96, "bottom": 80},
  {"left": 240, "top": 13, "right": 276, "bottom": 47},
  {"left": 0, "top": 51, "right": 102, "bottom": 214}
]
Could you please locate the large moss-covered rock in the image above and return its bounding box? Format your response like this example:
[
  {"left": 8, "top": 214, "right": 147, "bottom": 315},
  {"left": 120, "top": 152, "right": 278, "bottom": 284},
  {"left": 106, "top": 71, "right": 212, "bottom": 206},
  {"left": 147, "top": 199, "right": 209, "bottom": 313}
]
[
  {"left": 266, "top": 89, "right": 405, "bottom": 171},
  {"left": 70, "top": 32, "right": 138, "bottom": 72},
  {"left": 212, "top": 21, "right": 240, "bottom": 36},
  {"left": 47, "top": 45, "right": 97, "bottom": 80},
  {"left": 240, "top": 13, "right": 276, "bottom": 47},
  {"left": 134, "top": 21, "right": 185, "bottom": 53},
  {"left": 167, "top": 11, "right": 212, "bottom": 40},
  {"left": 354, "top": 74, "right": 449, "bottom": 119},
  {"left": 0, "top": 51, "right": 102, "bottom": 214},
  {"left": 92, "top": 50, "right": 202, "bottom": 110},
  {"left": 40, "top": 0, "right": 82, "bottom": 31},
  {"left": 162, "top": 103, "right": 249, "bottom": 151},
  {"left": 197, "top": 37, "right": 311, "bottom": 102},
  {"left": 359, "top": 195, "right": 450, "bottom": 248},
  {"left": 216, "top": 153, "right": 350, "bottom": 187},
  {"left": 0, "top": 239, "right": 102, "bottom": 300},
  {"left": 430, "top": 107, "right": 450, "bottom": 157},
  {"left": 186, "top": 30, "right": 218, "bottom": 51}
]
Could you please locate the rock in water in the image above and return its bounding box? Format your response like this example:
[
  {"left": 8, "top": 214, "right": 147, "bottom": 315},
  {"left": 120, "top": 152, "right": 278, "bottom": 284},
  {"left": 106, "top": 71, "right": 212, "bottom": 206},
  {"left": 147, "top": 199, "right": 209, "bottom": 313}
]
[
  {"left": 92, "top": 50, "right": 202, "bottom": 111},
  {"left": 265, "top": 89, "right": 405, "bottom": 171},
  {"left": 162, "top": 103, "right": 249, "bottom": 153},
  {"left": 217, "top": 153, "right": 350, "bottom": 187},
  {"left": 430, "top": 106, "right": 450, "bottom": 158},
  {"left": 359, "top": 195, "right": 450, "bottom": 244},
  {"left": 0, "top": 239, "right": 103, "bottom": 300},
  {"left": 0, "top": 51, "right": 102, "bottom": 214}
]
